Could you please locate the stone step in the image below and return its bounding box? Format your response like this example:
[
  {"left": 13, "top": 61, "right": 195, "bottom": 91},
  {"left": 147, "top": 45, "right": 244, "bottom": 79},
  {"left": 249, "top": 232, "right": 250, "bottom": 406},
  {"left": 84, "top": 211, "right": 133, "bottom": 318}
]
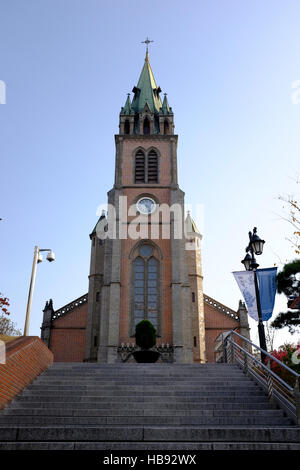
[
  {"left": 0, "top": 426, "right": 299, "bottom": 443},
  {"left": 22, "top": 384, "right": 261, "bottom": 396},
  {"left": 0, "top": 408, "right": 284, "bottom": 419},
  {"left": 2, "top": 441, "right": 300, "bottom": 451},
  {"left": 0, "top": 416, "right": 292, "bottom": 426},
  {"left": 6, "top": 398, "right": 274, "bottom": 410},
  {"left": 47, "top": 370, "right": 237, "bottom": 373},
  {"left": 22, "top": 387, "right": 261, "bottom": 396},
  {"left": 39, "top": 365, "right": 244, "bottom": 373},
  {"left": 44, "top": 365, "right": 243, "bottom": 370},
  {"left": 0, "top": 440, "right": 299, "bottom": 451},
  {"left": 31, "top": 380, "right": 254, "bottom": 387},
  {"left": 14, "top": 392, "right": 267, "bottom": 403},
  {"left": 35, "top": 372, "right": 248, "bottom": 378},
  {"left": 43, "top": 366, "right": 243, "bottom": 377},
  {"left": 0, "top": 403, "right": 280, "bottom": 417}
]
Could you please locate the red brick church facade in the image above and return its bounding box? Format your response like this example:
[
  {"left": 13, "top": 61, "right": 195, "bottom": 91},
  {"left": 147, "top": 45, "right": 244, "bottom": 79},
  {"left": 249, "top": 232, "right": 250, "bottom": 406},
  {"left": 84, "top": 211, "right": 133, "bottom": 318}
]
[
  {"left": 41, "top": 50, "right": 250, "bottom": 363},
  {"left": 41, "top": 294, "right": 249, "bottom": 363}
]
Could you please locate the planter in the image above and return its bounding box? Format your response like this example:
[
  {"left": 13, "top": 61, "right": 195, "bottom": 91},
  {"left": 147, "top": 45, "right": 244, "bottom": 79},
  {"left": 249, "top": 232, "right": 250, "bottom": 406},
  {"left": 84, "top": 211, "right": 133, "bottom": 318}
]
[{"left": 132, "top": 350, "right": 160, "bottom": 363}]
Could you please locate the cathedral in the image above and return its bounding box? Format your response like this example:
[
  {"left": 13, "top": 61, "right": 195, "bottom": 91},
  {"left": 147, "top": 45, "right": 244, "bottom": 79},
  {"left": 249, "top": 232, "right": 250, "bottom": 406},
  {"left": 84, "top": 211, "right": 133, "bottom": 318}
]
[{"left": 41, "top": 49, "right": 250, "bottom": 363}]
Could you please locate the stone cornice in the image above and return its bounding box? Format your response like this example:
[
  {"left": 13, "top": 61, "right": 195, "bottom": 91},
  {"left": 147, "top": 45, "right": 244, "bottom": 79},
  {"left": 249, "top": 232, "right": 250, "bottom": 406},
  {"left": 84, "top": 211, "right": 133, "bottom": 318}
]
[{"left": 115, "top": 134, "right": 178, "bottom": 143}]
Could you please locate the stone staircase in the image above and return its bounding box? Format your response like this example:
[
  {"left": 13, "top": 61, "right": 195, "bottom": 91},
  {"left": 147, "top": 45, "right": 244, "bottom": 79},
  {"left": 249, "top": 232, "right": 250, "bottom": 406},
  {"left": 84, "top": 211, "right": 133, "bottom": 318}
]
[{"left": 0, "top": 362, "right": 299, "bottom": 450}]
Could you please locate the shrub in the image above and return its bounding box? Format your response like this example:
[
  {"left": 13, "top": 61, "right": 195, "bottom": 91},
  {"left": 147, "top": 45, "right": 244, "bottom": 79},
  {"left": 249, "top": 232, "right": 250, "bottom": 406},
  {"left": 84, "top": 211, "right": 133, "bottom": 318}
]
[
  {"left": 135, "top": 320, "right": 156, "bottom": 350},
  {"left": 267, "top": 343, "right": 300, "bottom": 387}
]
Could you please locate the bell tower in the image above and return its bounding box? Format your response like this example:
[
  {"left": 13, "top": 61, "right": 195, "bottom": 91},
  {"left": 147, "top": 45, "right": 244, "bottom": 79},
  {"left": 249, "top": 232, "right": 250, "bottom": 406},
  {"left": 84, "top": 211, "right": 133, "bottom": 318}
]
[{"left": 85, "top": 47, "right": 197, "bottom": 363}]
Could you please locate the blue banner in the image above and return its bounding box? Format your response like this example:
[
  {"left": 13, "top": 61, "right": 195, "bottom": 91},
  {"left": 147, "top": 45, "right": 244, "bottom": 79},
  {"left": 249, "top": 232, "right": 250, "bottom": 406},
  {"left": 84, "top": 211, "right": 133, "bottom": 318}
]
[{"left": 256, "top": 267, "right": 277, "bottom": 321}]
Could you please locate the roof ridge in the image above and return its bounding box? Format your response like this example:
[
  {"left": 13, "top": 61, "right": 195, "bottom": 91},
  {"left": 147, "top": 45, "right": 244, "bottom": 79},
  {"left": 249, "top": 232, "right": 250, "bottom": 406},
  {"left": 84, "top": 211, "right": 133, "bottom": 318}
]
[
  {"left": 51, "top": 293, "right": 88, "bottom": 321},
  {"left": 203, "top": 293, "right": 239, "bottom": 320}
]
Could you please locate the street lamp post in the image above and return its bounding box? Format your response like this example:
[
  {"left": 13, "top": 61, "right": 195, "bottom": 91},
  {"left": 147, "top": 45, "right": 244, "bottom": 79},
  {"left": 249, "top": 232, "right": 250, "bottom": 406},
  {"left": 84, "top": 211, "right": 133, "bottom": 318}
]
[
  {"left": 241, "top": 227, "right": 267, "bottom": 362},
  {"left": 24, "top": 245, "right": 55, "bottom": 336}
]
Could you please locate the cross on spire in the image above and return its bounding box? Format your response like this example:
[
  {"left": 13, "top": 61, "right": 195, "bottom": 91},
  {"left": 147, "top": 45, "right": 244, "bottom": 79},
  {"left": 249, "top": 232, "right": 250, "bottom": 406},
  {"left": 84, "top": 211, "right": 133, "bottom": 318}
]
[{"left": 141, "top": 37, "right": 154, "bottom": 53}]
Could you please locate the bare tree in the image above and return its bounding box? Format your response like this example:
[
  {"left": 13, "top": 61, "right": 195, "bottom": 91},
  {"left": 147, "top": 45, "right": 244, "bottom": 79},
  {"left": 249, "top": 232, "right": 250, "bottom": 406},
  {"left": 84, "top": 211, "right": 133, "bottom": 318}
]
[
  {"left": 0, "top": 315, "right": 21, "bottom": 336},
  {"left": 278, "top": 174, "right": 300, "bottom": 255},
  {"left": 265, "top": 321, "right": 277, "bottom": 352}
]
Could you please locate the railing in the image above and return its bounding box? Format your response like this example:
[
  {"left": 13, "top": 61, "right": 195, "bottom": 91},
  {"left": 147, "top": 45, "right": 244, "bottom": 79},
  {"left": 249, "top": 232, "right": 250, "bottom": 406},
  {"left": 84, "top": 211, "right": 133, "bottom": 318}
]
[
  {"left": 117, "top": 343, "right": 174, "bottom": 363},
  {"left": 223, "top": 330, "right": 300, "bottom": 425}
]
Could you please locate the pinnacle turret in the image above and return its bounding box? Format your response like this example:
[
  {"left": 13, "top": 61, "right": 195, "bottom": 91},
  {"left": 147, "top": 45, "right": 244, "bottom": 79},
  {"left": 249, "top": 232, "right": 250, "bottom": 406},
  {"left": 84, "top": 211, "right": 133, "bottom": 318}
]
[
  {"left": 161, "top": 93, "right": 172, "bottom": 115},
  {"left": 121, "top": 94, "right": 132, "bottom": 115}
]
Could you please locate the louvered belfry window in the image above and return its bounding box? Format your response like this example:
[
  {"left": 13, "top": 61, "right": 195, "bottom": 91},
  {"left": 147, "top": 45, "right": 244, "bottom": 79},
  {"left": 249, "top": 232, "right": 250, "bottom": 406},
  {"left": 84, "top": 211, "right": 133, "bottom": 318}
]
[
  {"left": 147, "top": 150, "right": 158, "bottom": 183},
  {"left": 134, "top": 149, "right": 158, "bottom": 183},
  {"left": 135, "top": 150, "right": 145, "bottom": 183}
]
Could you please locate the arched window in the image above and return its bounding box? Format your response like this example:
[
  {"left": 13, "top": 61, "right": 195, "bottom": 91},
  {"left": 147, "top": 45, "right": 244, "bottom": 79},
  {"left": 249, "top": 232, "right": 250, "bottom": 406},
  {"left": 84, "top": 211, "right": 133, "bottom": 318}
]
[
  {"left": 164, "top": 119, "right": 169, "bottom": 135},
  {"left": 143, "top": 117, "right": 150, "bottom": 135},
  {"left": 124, "top": 119, "right": 130, "bottom": 135},
  {"left": 133, "top": 257, "right": 145, "bottom": 325},
  {"left": 147, "top": 150, "right": 158, "bottom": 183},
  {"left": 135, "top": 150, "right": 145, "bottom": 183},
  {"left": 132, "top": 245, "right": 159, "bottom": 331}
]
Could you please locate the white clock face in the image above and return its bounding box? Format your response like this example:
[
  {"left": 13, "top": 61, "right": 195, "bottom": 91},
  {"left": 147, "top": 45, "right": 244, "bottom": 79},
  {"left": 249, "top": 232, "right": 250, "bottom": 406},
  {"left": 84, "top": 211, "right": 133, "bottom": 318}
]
[{"left": 137, "top": 197, "right": 156, "bottom": 215}]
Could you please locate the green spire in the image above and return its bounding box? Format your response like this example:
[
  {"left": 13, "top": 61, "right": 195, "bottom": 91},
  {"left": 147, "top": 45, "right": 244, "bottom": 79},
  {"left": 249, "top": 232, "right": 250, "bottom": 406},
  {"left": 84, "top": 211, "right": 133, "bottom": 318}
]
[
  {"left": 161, "top": 93, "right": 170, "bottom": 114},
  {"left": 131, "top": 51, "right": 162, "bottom": 113},
  {"left": 121, "top": 94, "right": 132, "bottom": 115}
]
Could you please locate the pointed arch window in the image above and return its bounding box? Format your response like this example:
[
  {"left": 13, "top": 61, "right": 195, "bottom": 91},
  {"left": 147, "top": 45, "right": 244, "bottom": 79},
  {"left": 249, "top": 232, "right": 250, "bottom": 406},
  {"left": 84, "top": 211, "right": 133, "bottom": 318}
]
[
  {"left": 132, "top": 245, "right": 160, "bottom": 332},
  {"left": 134, "top": 149, "right": 158, "bottom": 184}
]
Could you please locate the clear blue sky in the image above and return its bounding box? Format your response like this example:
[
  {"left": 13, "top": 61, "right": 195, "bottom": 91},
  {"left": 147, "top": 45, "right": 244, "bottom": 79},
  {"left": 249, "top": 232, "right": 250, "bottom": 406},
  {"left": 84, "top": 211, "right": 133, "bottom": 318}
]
[{"left": 1, "top": 0, "right": 299, "bottom": 348}]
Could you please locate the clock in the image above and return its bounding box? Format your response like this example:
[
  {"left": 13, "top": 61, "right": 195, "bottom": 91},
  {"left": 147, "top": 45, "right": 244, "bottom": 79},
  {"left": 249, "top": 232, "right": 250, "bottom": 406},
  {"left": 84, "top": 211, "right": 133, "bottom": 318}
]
[{"left": 137, "top": 197, "right": 156, "bottom": 215}]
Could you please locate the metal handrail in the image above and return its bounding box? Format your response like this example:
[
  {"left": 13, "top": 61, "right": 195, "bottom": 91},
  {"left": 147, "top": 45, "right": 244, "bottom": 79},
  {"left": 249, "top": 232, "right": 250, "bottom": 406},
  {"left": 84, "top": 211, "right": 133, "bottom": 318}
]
[
  {"left": 223, "top": 330, "right": 300, "bottom": 425},
  {"left": 228, "top": 340, "right": 295, "bottom": 391},
  {"left": 229, "top": 330, "right": 300, "bottom": 379}
]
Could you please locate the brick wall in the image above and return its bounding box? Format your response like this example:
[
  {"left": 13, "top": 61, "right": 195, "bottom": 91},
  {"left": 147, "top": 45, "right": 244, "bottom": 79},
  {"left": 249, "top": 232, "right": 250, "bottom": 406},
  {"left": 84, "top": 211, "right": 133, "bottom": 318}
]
[
  {"left": 204, "top": 302, "right": 240, "bottom": 363},
  {"left": 46, "top": 296, "right": 241, "bottom": 363},
  {"left": 50, "top": 303, "right": 88, "bottom": 362},
  {"left": 0, "top": 336, "right": 53, "bottom": 410}
]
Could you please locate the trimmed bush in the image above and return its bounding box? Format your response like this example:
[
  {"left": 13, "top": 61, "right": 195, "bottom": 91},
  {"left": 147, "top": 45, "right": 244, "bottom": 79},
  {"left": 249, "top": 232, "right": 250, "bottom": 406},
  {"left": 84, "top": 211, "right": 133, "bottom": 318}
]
[{"left": 135, "top": 320, "right": 156, "bottom": 350}]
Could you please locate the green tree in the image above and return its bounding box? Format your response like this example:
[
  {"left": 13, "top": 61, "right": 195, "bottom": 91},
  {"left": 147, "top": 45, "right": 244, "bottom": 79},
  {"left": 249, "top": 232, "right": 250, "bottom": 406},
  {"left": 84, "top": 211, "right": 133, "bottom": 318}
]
[{"left": 271, "top": 260, "right": 300, "bottom": 334}]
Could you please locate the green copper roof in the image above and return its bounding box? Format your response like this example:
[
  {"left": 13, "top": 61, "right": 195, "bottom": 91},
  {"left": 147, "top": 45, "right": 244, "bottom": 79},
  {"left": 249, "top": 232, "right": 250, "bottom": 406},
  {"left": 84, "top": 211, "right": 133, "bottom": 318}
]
[
  {"left": 161, "top": 93, "right": 170, "bottom": 114},
  {"left": 131, "top": 51, "right": 162, "bottom": 114},
  {"left": 121, "top": 94, "right": 132, "bottom": 115}
]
